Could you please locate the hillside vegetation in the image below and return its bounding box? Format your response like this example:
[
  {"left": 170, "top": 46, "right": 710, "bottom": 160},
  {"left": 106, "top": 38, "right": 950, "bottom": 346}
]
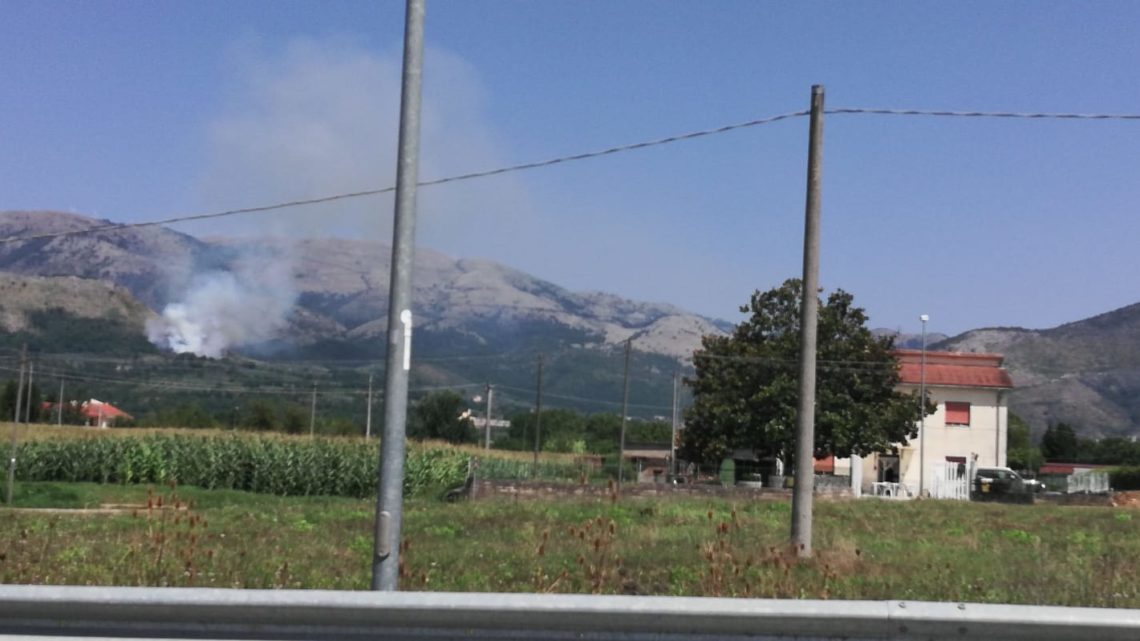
[{"left": 937, "top": 302, "right": 1140, "bottom": 439}]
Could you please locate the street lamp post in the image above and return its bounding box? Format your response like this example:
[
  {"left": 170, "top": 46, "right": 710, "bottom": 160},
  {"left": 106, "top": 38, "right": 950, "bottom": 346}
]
[{"left": 918, "top": 314, "right": 929, "bottom": 497}]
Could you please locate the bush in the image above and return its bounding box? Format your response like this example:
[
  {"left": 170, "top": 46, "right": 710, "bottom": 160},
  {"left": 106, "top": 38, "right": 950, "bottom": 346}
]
[
  {"left": 1109, "top": 467, "right": 1140, "bottom": 491},
  {"left": 14, "top": 434, "right": 468, "bottom": 498}
]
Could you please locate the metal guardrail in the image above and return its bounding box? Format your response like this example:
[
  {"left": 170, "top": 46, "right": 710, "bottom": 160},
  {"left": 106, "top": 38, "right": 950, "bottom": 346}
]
[{"left": 2, "top": 586, "right": 1139, "bottom": 640}]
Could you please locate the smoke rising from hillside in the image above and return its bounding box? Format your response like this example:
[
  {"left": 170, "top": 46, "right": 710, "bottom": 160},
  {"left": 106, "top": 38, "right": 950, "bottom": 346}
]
[
  {"left": 157, "top": 38, "right": 539, "bottom": 356},
  {"left": 146, "top": 251, "right": 296, "bottom": 358}
]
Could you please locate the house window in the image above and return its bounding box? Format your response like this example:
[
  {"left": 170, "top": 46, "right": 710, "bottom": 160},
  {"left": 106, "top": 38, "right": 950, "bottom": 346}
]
[{"left": 945, "top": 401, "right": 971, "bottom": 426}]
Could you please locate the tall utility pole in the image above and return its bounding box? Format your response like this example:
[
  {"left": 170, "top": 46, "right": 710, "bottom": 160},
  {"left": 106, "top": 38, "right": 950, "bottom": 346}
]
[
  {"left": 309, "top": 383, "right": 317, "bottom": 437},
  {"left": 918, "top": 314, "right": 929, "bottom": 496},
  {"left": 57, "top": 378, "right": 65, "bottom": 426},
  {"left": 24, "top": 360, "right": 34, "bottom": 424},
  {"left": 365, "top": 373, "right": 374, "bottom": 439},
  {"left": 372, "top": 0, "right": 426, "bottom": 593},
  {"left": 670, "top": 370, "right": 679, "bottom": 477},
  {"left": 790, "top": 84, "right": 825, "bottom": 559},
  {"left": 483, "top": 383, "right": 494, "bottom": 450},
  {"left": 532, "top": 355, "right": 544, "bottom": 474},
  {"left": 7, "top": 345, "right": 27, "bottom": 505},
  {"left": 13, "top": 345, "right": 26, "bottom": 425},
  {"left": 617, "top": 338, "right": 632, "bottom": 488}
]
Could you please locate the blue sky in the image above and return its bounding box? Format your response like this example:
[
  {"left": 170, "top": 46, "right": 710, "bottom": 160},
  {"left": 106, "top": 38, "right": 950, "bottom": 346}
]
[{"left": 3, "top": 1, "right": 1139, "bottom": 336}]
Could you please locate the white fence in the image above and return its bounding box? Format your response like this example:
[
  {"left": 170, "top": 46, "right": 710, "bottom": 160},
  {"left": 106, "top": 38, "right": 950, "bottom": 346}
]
[
  {"left": 2, "top": 586, "right": 1140, "bottom": 640},
  {"left": 1067, "top": 471, "right": 1111, "bottom": 494},
  {"left": 929, "top": 462, "right": 970, "bottom": 500}
]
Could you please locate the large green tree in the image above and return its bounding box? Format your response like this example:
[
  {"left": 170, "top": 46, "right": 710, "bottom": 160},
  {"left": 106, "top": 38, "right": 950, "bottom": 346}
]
[
  {"left": 681, "top": 279, "right": 931, "bottom": 466},
  {"left": 1040, "top": 422, "right": 1079, "bottom": 461},
  {"left": 408, "top": 390, "right": 476, "bottom": 444},
  {"left": 1006, "top": 412, "right": 1044, "bottom": 472}
]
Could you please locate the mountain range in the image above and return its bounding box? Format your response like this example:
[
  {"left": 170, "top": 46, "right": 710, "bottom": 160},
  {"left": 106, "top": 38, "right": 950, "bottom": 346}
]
[
  {"left": 0, "top": 211, "right": 724, "bottom": 418},
  {"left": 0, "top": 210, "right": 1137, "bottom": 440}
]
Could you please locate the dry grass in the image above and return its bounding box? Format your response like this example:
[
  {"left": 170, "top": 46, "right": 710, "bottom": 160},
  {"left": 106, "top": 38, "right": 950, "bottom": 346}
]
[{"left": 2, "top": 482, "right": 1138, "bottom": 607}]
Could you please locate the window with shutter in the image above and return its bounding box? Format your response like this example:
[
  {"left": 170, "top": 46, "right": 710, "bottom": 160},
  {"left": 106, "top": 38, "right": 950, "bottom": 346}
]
[{"left": 945, "top": 401, "right": 971, "bottom": 426}]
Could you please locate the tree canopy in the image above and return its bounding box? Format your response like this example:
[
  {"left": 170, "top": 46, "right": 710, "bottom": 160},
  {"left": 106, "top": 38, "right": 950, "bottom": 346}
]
[
  {"left": 1040, "top": 422, "right": 1079, "bottom": 461},
  {"left": 1006, "top": 412, "right": 1044, "bottom": 472},
  {"left": 681, "top": 279, "right": 931, "bottom": 466},
  {"left": 408, "top": 390, "right": 476, "bottom": 444}
]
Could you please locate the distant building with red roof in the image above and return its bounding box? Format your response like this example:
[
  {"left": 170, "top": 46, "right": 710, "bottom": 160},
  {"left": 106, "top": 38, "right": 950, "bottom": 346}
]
[
  {"left": 80, "top": 399, "right": 133, "bottom": 428},
  {"left": 44, "top": 399, "right": 134, "bottom": 428}
]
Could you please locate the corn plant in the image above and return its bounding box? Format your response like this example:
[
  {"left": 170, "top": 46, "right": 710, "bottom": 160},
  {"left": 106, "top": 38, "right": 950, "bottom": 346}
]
[{"left": 14, "top": 434, "right": 468, "bottom": 498}]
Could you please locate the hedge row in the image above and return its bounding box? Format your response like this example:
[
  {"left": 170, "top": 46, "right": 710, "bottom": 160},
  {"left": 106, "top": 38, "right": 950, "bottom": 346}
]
[
  {"left": 1109, "top": 467, "right": 1140, "bottom": 491},
  {"left": 13, "top": 434, "right": 468, "bottom": 498}
]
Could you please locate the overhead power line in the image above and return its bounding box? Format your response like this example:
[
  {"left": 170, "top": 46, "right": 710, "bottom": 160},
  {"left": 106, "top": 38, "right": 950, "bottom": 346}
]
[
  {"left": 4, "top": 104, "right": 1138, "bottom": 247},
  {"left": 827, "top": 107, "right": 1140, "bottom": 121},
  {"left": 0, "top": 110, "right": 811, "bottom": 245}
]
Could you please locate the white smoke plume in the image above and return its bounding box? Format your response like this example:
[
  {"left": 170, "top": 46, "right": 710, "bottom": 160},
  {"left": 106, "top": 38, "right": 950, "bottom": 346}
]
[
  {"left": 146, "top": 250, "right": 296, "bottom": 358},
  {"left": 152, "top": 38, "right": 536, "bottom": 358},
  {"left": 185, "top": 38, "right": 534, "bottom": 249}
]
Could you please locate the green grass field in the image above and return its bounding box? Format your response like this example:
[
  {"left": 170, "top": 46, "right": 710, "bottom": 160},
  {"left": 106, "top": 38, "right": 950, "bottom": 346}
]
[{"left": 2, "top": 481, "right": 1137, "bottom": 607}]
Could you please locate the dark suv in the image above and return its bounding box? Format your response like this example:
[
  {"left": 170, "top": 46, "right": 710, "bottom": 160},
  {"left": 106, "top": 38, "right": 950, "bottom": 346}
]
[{"left": 974, "top": 466, "right": 1027, "bottom": 496}]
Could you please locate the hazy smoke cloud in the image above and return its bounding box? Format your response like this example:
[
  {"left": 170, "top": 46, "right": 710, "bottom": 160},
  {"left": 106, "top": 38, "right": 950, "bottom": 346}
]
[
  {"left": 152, "top": 38, "right": 538, "bottom": 355},
  {"left": 146, "top": 249, "right": 296, "bottom": 358},
  {"left": 186, "top": 38, "right": 532, "bottom": 248}
]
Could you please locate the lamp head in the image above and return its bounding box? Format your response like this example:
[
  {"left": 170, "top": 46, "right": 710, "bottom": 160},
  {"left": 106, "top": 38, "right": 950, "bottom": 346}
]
[{"left": 919, "top": 314, "right": 929, "bottom": 323}]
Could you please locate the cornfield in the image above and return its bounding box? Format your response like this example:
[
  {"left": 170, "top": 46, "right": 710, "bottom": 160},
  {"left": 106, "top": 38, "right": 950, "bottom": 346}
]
[
  {"left": 12, "top": 434, "right": 469, "bottom": 498},
  {"left": 477, "top": 457, "right": 597, "bottom": 482}
]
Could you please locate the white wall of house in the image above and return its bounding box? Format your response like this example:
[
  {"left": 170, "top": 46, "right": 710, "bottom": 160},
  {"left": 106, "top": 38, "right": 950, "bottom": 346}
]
[{"left": 837, "top": 385, "right": 1007, "bottom": 495}]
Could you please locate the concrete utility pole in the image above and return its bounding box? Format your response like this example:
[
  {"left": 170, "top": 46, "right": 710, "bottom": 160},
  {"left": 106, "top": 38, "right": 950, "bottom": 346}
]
[
  {"left": 617, "top": 338, "right": 632, "bottom": 488},
  {"left": 670, "top": 370, "right": 679, "bottom": 477},
  {"left": 7, "top": 344, "right": 27, "bottom": 504},
  {"left": 365, "top": 373, "right": 374, "bottom": 439},
  {"left": 790, "top": 84, "right": 825, "bottom": 559},
  {"left": 13, "top": 345, "right": 26, "bottom": 425},
  {"left": 372, "top": 0, "right": 426, "bottom": 593},
  {"left": 309, "top": 383, "right": 317, "bottom": 437},
  {"left": 919, "top": 314, "right": 929, "bottom": 496},
  {"left": 532, "top": 355, "right": 544, "bottom": 474},
  {"left": 24, "top": 361, "right": 34, "bottom": 424},
  {"left": 57, "top": 378, "right": 64, "bottom": 426},
  {"left": 483, "top": 383, "right": 494, "bottom": 450}
]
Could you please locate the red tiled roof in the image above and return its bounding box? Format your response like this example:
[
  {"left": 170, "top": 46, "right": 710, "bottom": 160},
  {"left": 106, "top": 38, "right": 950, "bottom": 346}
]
[
  {"left": 1039, "top": 462, "right": 1110, "bottom": 475},
  {"left": 80, "top": 400, "right": 133, "bottom": 421},
  {"left": 894, "top": 349, "right": 1013, "bottom": 389},
  {"left": 814, "top": 455, "right": 835, "bottom": 473}
]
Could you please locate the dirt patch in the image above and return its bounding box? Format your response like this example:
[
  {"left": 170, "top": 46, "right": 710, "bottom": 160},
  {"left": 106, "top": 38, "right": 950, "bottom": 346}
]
[{"left": 1112, "top": 491, "right": 1140, "bottom": 509}]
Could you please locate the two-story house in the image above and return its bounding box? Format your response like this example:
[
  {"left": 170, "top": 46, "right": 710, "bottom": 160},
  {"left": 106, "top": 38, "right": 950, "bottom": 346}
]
[{"left": 836, "top": 349, "right": 1014, "bottom": 497}]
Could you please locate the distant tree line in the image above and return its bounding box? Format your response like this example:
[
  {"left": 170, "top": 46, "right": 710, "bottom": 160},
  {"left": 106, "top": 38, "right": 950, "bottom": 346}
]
[
  {"left": 1008, "top": 417, "right": 1140, "bottom": 471},
  {"left": 1, "top": 379, "right": 90, "bottom": 425},
  {"left": 406, "top": 389, "right": 672, "bottom": 453},
  {"left": 2, "top": 378, "right": 670, "bottom": 453}
]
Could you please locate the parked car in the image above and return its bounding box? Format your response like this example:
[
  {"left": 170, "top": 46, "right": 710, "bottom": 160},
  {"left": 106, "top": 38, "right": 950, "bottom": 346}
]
[{"left": 974, "top": 466, "right": 1027, "bottom": 495}]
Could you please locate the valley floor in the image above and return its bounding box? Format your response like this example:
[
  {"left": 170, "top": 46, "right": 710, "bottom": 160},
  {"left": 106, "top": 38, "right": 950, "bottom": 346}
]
[{"left": 2, "top": 482, "right": 1137, "bottom": 607}]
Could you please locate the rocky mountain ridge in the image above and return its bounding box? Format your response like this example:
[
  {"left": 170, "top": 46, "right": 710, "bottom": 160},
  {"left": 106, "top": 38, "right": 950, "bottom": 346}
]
[
  {"left": 0, "top": 211, "right": 721, "bottom": 362},
  {"left": 935, "top": 303, "right": 1140, "bottom": 439}
]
